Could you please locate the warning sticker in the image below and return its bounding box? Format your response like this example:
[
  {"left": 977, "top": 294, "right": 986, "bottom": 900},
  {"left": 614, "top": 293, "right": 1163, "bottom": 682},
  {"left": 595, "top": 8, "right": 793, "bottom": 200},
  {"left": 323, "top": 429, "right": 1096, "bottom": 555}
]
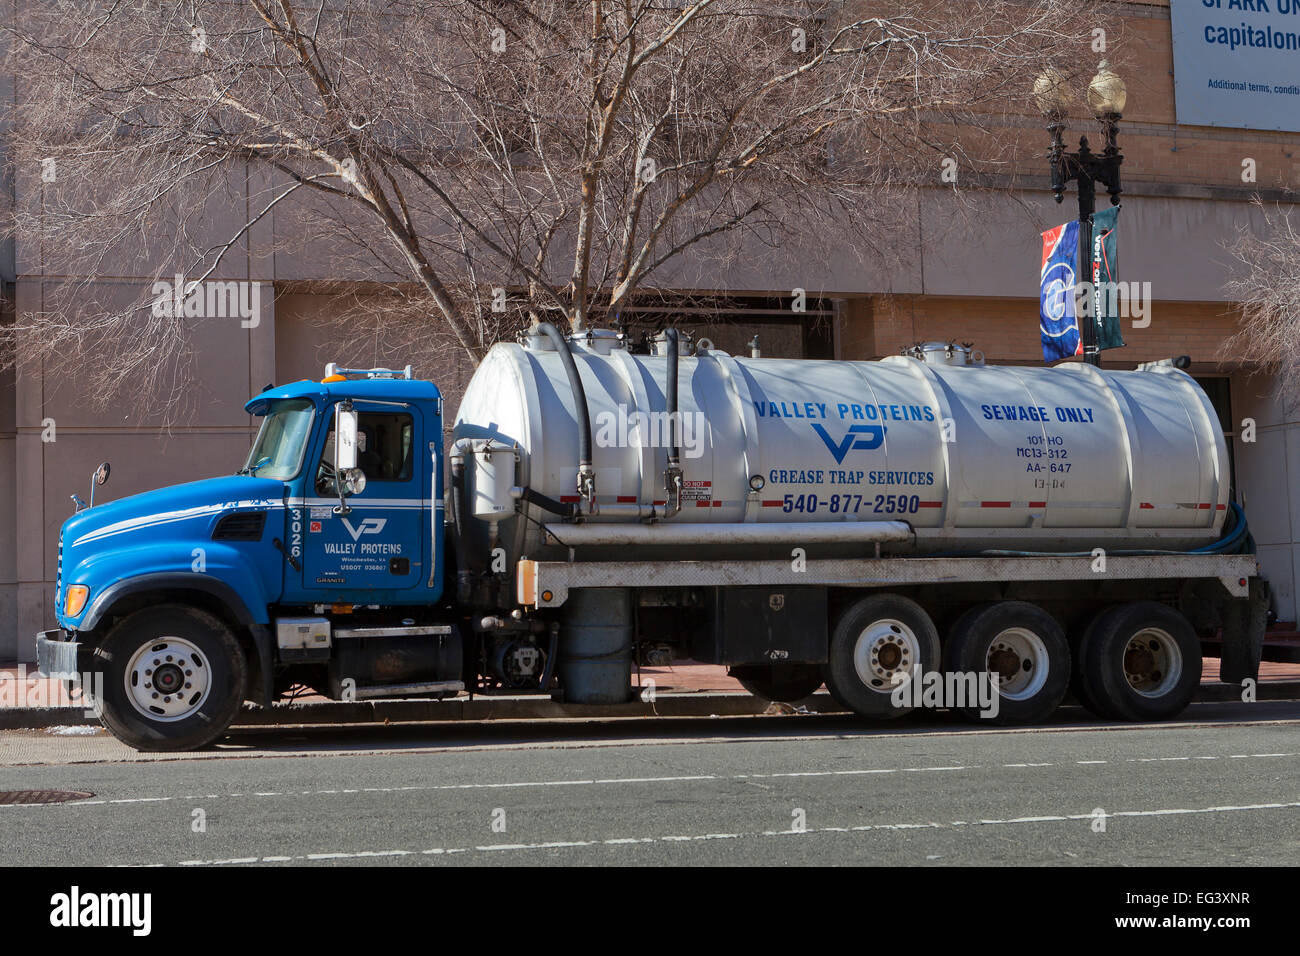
[{"left": 681, "top": 480, "right": 712, "bottom": 502}]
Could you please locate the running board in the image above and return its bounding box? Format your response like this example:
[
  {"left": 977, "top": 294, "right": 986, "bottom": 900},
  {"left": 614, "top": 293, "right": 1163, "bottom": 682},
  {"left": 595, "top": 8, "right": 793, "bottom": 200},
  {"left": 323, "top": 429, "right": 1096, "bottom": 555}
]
[{"left": 352, "top": 680, "right": 464, "bottom": 700}]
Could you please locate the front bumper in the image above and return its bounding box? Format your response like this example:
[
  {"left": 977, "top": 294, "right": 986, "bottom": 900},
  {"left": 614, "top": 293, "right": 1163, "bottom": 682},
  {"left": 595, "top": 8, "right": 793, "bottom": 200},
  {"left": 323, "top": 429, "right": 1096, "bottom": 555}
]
[{"left": 35, "top": 629, "right": 81, "bottom": 680}]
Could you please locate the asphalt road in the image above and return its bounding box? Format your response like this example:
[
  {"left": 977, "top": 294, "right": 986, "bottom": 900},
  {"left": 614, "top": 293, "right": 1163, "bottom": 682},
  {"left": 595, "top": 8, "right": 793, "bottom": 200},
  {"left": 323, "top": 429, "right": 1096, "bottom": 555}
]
[{"left": 1, "top": 701, "right": 1298, "bottom": 866}]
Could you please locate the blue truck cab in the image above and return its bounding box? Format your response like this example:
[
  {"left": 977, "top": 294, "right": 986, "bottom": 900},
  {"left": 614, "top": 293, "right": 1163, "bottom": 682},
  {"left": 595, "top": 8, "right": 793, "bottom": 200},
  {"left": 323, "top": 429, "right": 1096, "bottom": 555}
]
[{"left": 37, "top": 365, "right": 462, "bottom": 750}]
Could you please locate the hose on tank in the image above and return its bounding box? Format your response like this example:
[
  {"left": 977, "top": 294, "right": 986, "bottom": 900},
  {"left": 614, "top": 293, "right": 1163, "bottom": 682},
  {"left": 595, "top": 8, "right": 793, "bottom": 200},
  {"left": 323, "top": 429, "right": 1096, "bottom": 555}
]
[
  {"left": 664, "top": 327, "right": 681, "bottom": 468},
  {"left": 532, "top": 321, "right": 595, "bottom": 507},
  {"left": 662, "top": 327, "right": 683, "bottom": 517},
  {"left": 947, "top": 502, "right": 1252, "bottom": 559},
  {"left": 447, "top": 439, "right": 478, "bottom": 590},
  {"left": 448, "top": 439, "right": 472, "bottom": 549},
  {"left": 1187, "top": 501, "right": 1250, "bottom": 555},
  {"left": 517, "top": 486, "right": 578, "bottom": 519}
]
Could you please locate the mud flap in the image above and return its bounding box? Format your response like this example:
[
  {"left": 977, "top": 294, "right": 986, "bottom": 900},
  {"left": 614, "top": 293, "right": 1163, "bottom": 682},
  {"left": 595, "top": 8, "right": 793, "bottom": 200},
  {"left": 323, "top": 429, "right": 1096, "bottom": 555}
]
[
  {"left": 247, "top": 623, "right": 275, "bottom": 709},
  {"left": 1220, "top": 578, "right": 1270, "bottom": 685}
]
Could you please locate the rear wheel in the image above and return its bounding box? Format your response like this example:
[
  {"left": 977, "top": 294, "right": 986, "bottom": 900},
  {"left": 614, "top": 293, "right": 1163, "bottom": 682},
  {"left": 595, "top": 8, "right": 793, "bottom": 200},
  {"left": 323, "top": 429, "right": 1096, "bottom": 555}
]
[
  {"left": 823, "top": 594, "right": 939, "bottom": 719},
  {"left": 943, "top": 601, "right": 1070, "bottom": 725},
  {"left": 92, "top": 604, "right": 247, "bottom": 752},
  {"left": 730, "top": 663, "right": 823, "bottom": 703},
  {"left": 1077, "top": 602, "right": 1200, "bottom": 721}
]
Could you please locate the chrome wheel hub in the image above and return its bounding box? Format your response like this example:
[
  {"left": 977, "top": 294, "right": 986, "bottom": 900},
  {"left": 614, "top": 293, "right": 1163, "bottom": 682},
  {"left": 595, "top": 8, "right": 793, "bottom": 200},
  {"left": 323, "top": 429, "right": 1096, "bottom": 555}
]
[
  {"left": 1123, "top": 627, "right": 1182, "bottom": 698},
  {"left": 986, "top": 627, "right": 1049, "bottom": 701},
  {"left": 853, "top": 619, "right": 919, "bottom": 692},
  {"left": 124, "top": 637, "right": 211, "bottom": 722}
]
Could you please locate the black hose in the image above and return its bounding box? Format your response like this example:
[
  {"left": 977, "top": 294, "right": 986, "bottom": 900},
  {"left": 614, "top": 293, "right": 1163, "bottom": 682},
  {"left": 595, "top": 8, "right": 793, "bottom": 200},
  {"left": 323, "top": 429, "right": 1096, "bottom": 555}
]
[
  {"left": 449, "top": 454, "right": 472, "bottom": 574},
  {"left": 664, "top": 327, "right": 681, "bottom": 467},
  {"left": 533, "top": 322, "right": 591, "bottom": 468},
  {"left": 519, "top": 486, "right": 578, "bottom": 519}
]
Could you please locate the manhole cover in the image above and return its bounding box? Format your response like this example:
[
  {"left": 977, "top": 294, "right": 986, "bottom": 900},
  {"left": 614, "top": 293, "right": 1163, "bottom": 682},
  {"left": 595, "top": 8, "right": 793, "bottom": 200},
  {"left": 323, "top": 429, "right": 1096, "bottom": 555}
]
[{"left": 0, "top": 790, "right": 95, "bottom": 805}]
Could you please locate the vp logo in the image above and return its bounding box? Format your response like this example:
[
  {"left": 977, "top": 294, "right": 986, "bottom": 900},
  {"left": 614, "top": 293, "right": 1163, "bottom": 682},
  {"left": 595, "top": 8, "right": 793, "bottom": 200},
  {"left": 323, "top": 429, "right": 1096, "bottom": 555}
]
[
  {"left": 342, "top": 517, "right": 387, "bottom": 541},
  {"left": 811, "top": 423, "right": 886, "bottom": 464}
]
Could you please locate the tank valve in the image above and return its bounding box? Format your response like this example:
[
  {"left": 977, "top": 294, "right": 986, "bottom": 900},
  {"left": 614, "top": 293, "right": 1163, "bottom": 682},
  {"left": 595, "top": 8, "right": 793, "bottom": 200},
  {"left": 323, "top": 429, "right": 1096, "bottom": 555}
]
[
  {"left": 663, "top": 464, "right": 683, "bottom": 517},
  {"left": 577, "top": 463, "right": 598, "bottom": 515}
]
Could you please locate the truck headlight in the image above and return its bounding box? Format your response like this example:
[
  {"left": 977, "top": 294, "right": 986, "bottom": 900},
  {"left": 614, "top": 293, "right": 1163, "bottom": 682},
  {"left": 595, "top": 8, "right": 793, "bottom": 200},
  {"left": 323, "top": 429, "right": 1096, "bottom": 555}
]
[{"left": 63, "top": 585, "right": 89, "bottom": 618}]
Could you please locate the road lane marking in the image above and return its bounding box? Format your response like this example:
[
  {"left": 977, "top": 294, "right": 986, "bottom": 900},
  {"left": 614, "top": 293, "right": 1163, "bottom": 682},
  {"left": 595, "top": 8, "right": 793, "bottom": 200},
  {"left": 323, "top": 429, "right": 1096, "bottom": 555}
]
[
  {"left": 157, "top": 800, "right": 1300, "bottom": 866},
  {"left": 7, "top": 753, "right": 1297, "bottom": 811},
  {"left": 958, "top": 803, "right": 1300, "bottom": 826},
  {"left": 7, "top": 712, "right": 1300, "bottom": 772}
]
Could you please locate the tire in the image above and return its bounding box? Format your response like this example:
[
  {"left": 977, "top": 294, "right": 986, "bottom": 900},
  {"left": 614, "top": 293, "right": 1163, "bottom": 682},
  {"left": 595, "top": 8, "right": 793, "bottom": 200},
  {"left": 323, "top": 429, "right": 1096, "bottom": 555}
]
[
  {"left": 943, "top": 601, "right": 1070, "bottom": 725},
  {"left": 1069, "top": 606, "right": 1120, "bottom": 719},
  {"left": 823, "top": 594, "right": 940, "bottom": 719},
  {"left": 730, "top": 664, "right": 823, "bottom": 703},
  {"left": 91, "top": 604, "right": 247, "bottom": 752},
  {"left": 1078, "top": 601, "right": 1201, "bottom": 722}
]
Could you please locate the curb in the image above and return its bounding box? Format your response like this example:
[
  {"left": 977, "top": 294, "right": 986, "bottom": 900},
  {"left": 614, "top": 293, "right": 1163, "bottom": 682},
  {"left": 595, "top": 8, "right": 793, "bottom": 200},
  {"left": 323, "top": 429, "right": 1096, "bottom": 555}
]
[
  {"left": 0, "top": 707, "right": 92, "bottom": 731},
  {"left": 1, "top": 682, "right": 1295, "bottom": 731},
  {"left": 0, "top": 691, "right": 842, "bottom": 730},
  {"left": 231, "top": 690, "right": 847, "bottom": 726}
]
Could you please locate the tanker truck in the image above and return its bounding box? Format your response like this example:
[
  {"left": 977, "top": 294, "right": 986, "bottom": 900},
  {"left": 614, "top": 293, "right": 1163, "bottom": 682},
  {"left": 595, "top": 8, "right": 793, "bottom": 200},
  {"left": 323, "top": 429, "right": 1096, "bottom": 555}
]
[{"left": 36, "top": 326, "right": 1268, "bottom": 750}]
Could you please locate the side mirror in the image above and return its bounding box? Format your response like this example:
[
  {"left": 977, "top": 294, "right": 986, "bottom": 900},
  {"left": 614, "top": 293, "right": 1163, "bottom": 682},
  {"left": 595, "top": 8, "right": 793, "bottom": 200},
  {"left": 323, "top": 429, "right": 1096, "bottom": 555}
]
[
  {"left": 341, "top": 467, "right": 367, "bottom": 497},
  {"left": 334, "top": 403, "right": 358, "bottom": 472},
  {"left": 332, "top": 404, "right": 363, "bottom": 515},
  {"left": 86, "top": 460, "right": 112, "bottom": 510}
]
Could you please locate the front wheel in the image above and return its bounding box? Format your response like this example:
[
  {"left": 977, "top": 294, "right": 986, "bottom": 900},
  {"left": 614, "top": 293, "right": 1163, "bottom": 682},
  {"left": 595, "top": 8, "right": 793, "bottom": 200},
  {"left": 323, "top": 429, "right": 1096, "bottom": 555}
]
[{"left": 91, "top": 604, "right": 247, "bottom": 751}]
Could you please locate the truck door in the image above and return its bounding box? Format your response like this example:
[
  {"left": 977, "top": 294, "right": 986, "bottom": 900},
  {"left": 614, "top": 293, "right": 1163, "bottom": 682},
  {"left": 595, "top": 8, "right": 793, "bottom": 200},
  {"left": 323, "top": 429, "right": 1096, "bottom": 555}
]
[{"left": 301, "top": 402, "right": 426, "bottom": 594}]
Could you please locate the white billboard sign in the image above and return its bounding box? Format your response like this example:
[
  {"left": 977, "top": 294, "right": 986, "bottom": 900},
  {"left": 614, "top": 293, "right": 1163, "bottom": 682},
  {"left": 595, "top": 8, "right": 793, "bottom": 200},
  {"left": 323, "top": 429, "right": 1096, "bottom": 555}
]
[{"left": 1171, "top": 0, "right": 1300, "bottom": 132}]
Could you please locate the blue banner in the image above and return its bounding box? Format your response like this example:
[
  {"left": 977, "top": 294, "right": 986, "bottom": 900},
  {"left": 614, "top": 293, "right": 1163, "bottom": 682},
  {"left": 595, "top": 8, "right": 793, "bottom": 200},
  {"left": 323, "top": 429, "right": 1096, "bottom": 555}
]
[{"left": 1040, "top": 220, "right": 1082, "bottom": 362}]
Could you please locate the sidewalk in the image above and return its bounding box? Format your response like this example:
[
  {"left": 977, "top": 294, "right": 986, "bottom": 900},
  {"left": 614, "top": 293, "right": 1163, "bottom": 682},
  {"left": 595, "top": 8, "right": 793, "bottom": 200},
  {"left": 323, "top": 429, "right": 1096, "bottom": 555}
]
[
  {"left": 0, "top": 660, "right": 745, "bottom": 710},
  {"left": 1201, "top": 658, "right": 1300, "bottom": 682},
  {"left": 4, "top": 657, "right": 1298, "bottom": 714}
]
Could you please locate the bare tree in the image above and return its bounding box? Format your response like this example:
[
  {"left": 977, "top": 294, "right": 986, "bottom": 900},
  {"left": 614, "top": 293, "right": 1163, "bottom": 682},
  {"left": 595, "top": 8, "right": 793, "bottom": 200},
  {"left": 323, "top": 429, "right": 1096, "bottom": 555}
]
[
  {"left": 2, "top": 0, "right": 1107, "bottom": 409},
  {"left": 1224, "top": 200, "right": 1300, "bottom": 409}
]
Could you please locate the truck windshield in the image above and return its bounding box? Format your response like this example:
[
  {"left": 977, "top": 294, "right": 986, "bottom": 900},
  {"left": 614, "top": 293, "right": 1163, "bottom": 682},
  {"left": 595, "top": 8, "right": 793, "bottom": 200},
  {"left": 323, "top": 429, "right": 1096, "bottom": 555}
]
[{"left": 242, "top": 399, "right": 315, "bottom": 479}]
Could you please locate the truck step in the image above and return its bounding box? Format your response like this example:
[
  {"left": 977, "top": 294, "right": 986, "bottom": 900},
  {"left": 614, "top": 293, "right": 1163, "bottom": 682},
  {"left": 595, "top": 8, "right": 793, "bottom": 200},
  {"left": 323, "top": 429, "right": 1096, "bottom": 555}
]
[
  {"left": 351, "top": 680, "right": 464, "bottom": 700},
  {"left": 334, "top": 625, "right": 454, "bottom": 639}
]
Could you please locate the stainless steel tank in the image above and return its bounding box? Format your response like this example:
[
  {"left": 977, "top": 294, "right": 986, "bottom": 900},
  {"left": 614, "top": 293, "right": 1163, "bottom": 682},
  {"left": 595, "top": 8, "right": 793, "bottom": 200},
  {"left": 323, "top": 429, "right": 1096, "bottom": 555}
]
[{"left": 452, "top": 331, "right": 1229, "bottom": 568}]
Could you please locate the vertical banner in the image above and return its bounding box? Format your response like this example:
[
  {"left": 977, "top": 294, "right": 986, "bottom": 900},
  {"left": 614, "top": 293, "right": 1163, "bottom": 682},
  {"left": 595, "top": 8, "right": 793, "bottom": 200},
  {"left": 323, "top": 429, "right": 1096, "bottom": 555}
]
[
  {"left": 1039, "top": 220, "right": 1082, "bottom": 362},
  {"left": 1090, "top": 205, "right": 1125, "bottom": 352}
]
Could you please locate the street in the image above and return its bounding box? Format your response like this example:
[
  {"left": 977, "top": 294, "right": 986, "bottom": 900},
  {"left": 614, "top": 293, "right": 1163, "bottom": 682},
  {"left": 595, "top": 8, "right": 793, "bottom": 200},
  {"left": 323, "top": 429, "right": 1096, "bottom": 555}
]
[{"left": 1, "top": 700, "right": 1297, "bottom": 866}]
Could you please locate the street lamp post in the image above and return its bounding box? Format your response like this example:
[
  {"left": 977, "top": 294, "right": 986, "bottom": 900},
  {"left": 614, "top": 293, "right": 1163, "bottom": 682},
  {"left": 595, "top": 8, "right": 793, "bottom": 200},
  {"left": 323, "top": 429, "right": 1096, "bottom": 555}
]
[{"left": 1034, "top": 61, "right": 1128, "bottom": 367}]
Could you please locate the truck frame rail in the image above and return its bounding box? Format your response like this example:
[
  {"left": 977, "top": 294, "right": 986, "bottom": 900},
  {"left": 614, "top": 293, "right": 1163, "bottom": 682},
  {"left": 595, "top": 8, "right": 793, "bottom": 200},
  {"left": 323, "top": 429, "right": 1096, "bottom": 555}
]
[{"left": 517, "top": 553, "right": 1258, "bottom": 608}]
